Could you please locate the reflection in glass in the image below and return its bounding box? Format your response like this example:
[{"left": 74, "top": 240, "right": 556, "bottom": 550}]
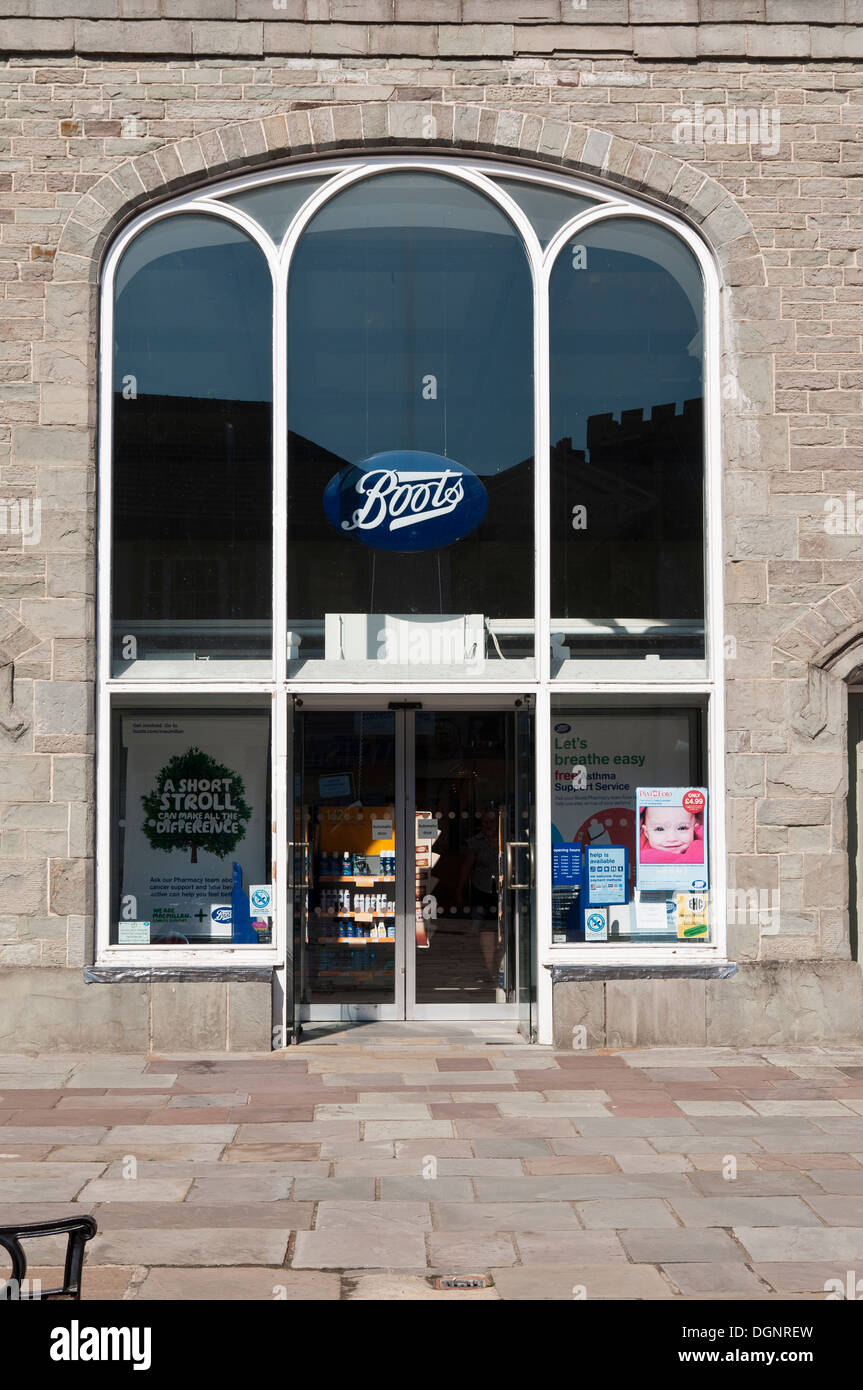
[
  {"left": 112, "top": 214, "right": 272, "bottom": 672},
  {"left": 549, "top": 218, "right": 705, "bottom": 668},
  {"left": 110, "top": 709, "right": 272, "bottom": 946},
  {"left": 286, "top": 172, "right": 535, "bottom": 674},
  {"left": 223, "top": 176, "right": 330, "bottom": 246},
  {"left": 490, "top": 177, "right": 597, "bottom": 247}
]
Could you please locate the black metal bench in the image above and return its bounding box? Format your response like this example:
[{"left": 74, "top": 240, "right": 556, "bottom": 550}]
[{"left": 0, "top": 1216, "right": 98, "bottom": 1300}]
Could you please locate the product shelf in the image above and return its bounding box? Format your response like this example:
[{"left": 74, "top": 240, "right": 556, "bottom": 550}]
[{"left": 318, "top": 875, "right": 396, "bottom": 883}]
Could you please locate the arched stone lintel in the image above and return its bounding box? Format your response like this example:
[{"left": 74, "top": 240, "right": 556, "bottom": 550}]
[{"left": 54, "top": 102, "right": 761, "bottom": 287}]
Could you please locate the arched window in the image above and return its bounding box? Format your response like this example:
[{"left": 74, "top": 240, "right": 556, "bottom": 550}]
[
  {"left": 549, "top": 216, "right": 705, "bottom": 676},
  {"left": 97, "top": 157, "right": 723, "bottom": 977}
]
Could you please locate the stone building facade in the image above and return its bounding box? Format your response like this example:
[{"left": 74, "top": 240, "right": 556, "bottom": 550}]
[{"left": 2, "top": 2, "right": 863, "bottom": 1050}]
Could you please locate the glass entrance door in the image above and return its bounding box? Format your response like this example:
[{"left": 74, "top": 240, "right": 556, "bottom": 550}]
[{"left": 291, "top": 704, "right": 534, "bottom": 1031}]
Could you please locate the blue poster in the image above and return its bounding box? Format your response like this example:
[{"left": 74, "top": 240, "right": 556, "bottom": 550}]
[
  {"left": 553, "top": 844, "right": 582, "bottom": 886},
  {"left": 584, "top": 845, "right": 628, "bottom": 905}
]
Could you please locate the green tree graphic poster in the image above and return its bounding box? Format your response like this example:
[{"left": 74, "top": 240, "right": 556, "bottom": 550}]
[
  {"left": 120, "top": 716, "right": 269, "bottom": 937},
  {"left": 141, "top": 746, "right": 252, "bottom": 864}
]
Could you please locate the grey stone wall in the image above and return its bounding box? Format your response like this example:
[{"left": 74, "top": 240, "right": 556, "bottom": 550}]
[{"left": 1, "top": 6, "right": 862, "bottom": 1043}]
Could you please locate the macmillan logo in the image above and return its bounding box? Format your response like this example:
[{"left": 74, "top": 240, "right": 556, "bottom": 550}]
[{"left": 323, "top": 450, "right": 488, "bottom": 553}]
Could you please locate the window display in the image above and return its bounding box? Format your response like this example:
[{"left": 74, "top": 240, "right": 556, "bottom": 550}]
[
  {"left": 110, "top": 711, "right": 272, "bottom": 946},
  {"left": 551, "top": 707, "right": 711, "bottom": 944}
]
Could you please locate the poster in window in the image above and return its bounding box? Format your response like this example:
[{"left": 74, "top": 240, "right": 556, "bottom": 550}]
[
  {"left": 119, "top": 715, "right": 269, "bottom": 942},
  {"left": 635, "top": 787, "right": 708, "bottom": 893}
]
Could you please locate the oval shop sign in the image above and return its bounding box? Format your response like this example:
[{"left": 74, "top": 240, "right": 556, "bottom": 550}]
[{"left": 323, "top": 450, "right": 488, "bottom": 553}]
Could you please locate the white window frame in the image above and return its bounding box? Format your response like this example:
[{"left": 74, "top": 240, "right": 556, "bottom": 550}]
[{"left": 95, "top": 155, "right": 726, "bottom": 1043}]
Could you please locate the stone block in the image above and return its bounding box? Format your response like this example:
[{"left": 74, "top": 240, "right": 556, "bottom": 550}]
[
  {"left": 0, "top": 860, "right": 47, "bottom": 915},
  {"left": 706, "top": 963, "right": 863, "bottom": 1046},
  {"left": 227, "top": 979, "right": 272, "bottom": 1052},
  {"left": 551, "top": 980, "right": 604, "bottom": 1050},
  {"left": 49, "top": 857, "right": 92, "bottom": 914},
  {"left": 0, "top": 968, "right": 149, "bottom": 1051},
  {"left": 151, "top": 980, "right": 228, "bottom": 1050},
  {"left": 75, "top": 18, "right": 194, "bottom": 51},
  {"left": 0, "top": 756, "right": 51, "bottom": 802},
  {"left": 606, "top": 979, "right": 707, "bottom": 1049},
  {"left": 34, "top": 681, "right": 92, "bottom": 740},
  {"left": 0, "top": 20, "right": 74, "bottom": 48}
]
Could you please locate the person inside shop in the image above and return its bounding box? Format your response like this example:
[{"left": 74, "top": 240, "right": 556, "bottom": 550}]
[{"left": 456, "top": 803, "right": 503, "bottom": 984}]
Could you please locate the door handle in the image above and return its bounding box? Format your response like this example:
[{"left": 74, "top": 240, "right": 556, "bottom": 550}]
[
  {"left": 505, "top": 841, "right": 532, "bottom": 890},
  {"left": 287, "top": 842, "right": 312, "bottom": 890}
]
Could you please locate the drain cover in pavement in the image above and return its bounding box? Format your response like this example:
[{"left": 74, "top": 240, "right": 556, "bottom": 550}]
[{"left": 434, "top": 1275, "right": 492, "bottom": 1290}]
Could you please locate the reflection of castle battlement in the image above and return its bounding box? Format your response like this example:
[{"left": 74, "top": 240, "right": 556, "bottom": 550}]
[
  {"left": 551, "top": 397, "right": 704, "bottom": 619},
  {"left": 554, "top": 396, "right": 702, "bottom": 472}
]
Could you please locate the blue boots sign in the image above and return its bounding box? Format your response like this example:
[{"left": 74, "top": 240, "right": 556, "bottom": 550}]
[{"left": 323, "top": 450, "right": 488, "bottom": 553}]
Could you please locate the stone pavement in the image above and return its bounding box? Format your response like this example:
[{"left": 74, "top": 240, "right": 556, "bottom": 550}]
[{"left": 4, "top": 1023, "right": 863, "bottom": 1301}]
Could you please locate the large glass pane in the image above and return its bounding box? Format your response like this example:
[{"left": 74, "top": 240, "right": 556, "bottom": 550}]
[
  {"left": 286, "top": 172, "right": 535, "bottom": 679},
  {"left": 412, "top": 710, "right": 534, "bottom": 1011},
  {"left": 112, "top": 214, "right": 273, "bottom": 676},
  {"left": 549, "top": 218, "right": 705, "bottom": 676},
  {"left": 300, "top": 712, "right": 398, "bottom": 1008},
  {"left": 550, "top": 704, "right": 712, "bottom": 945},
  {"left": 490, "top": 176, "right": 598, "bottom": 247},
  {"left": 223, "top": 176, "right": 330, "bottom": 246},
  {"left": 110, "top": 708, "right": 272, "bottom": 946}
]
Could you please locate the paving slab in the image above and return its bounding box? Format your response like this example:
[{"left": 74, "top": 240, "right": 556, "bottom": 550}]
[
  {"left": 88, "top": 1228, "right": 291, "bottom": 1266},
  {"left": 514, "top": 1231, "right": 627, "bottom": 1264},
  {"left": 187, "top": 1174, "right": 300, "bottom": 1203},
  {"left": 733, "top": 1227, "right": 863, "bottom": 1262},
  {"left": 490, "top": 1263, "right": 673, "bottom": 1300},
  {"left": 234, "top": 1122, "right": 359, "bottom": 1143},
  {"left": 474, "top": 1173, "right": 692, "bottom": 1202},
  {"left": 431, "top": 1202, "right": 579, "bottom": 1231},
  {"left": 428, "top": 1231, "right": 517, "bottom": 1268},
  {"left": 103, "top": 1125, "right": 237, "bottom": 1146},
  {"left": 49, "top": 1144, "right": 227, "bottom": 1163},
  {"left": 293, "top": 1229, "right": 427, "bottom": 1269},
  {"left": 364, "top": 1120, "right": 455, "bottom": 1140},
  {"left": 669, "top": 1197, "right": 823, "bottom": 1227},
  {"left": 27, "top": 1266, "right": 137, "bottom": 1300},
  {"left": 0, "top": 1176, "right": 97, "bottom": 1201},
  {"left": 806, "top": 1170, "right": 863, "bottom": 1193},
  {"left": 95, "top": 1202, "right": 315, "bottom": 1230},
  {"left": 576, "top": 1199, "right": 679, "bottom": 1229},
  {"left": 0, "top": 1127, "right": 107, "bottom": 1146},
  {"left": 803, "top": 1196, "right": 863, "bottom": 1225},
  {"left": 134, "top": 1268, "right": 339, "bottom": 1300},
  {"left": 314, "top": 1200, "right": 431, "bottom": 1231},
  {"left": 662, "top": 1263, "right": 766, "bottom": 1295},
  {"left": 291, "top": 1176, "right": 377, "bottom": 1202},
  {"left": 620, "top": 1228, "right": 748, "bottom": 1263},
  {"left": 752, "top": 1262, "right": 859, "bottom": 1294},
  {"left": 379, "top": 1177, "right": 474, "bottom": 1202},
  {"left": 684, "top": 1171, "right": 822, "bottom": 1196},
  {"left": 76, "top": 1178, "right": 193, "bottom": 1203}
]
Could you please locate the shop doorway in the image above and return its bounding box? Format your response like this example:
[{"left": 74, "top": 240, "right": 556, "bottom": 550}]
[{"left": 289, "top": 703, "right": 535, "bottom": 1035}]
